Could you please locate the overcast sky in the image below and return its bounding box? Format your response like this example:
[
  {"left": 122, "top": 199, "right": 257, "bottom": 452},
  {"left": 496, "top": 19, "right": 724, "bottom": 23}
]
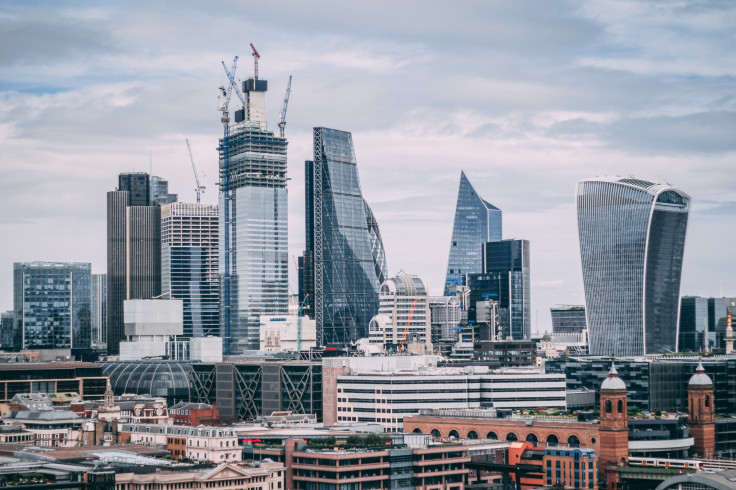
[{"left": 1, "top": 1, "right": 735, "bottom": 332}]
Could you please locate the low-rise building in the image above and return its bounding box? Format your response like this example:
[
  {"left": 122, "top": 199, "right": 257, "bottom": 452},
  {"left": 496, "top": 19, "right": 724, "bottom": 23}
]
[
  {"left": 0, "top": 423, "right": 34, "bottom": 444},
  {"left": 115, "top": 461, "right": 284, "bottom": 490},
  {"left": 121, "top": 423, "right": 240, "bottom": 463},
  {"left": 0, "top": 362, "right": 107, "bottom": 403},
  {"left": 260, "top": 314, "right": 317, "bottom": 352},
  {"left": 168, "top": 401, "right": 220, "bottom": 426}
]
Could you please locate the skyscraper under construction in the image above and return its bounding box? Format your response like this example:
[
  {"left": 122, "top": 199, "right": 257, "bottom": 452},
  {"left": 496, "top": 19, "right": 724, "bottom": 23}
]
[{"left": 219, "top": 64, "right": 288, "bottom": 353}]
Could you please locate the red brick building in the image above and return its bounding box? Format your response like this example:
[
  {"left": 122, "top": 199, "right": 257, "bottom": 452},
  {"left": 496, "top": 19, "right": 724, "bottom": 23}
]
[
  {"left": 688, "top": 361, "right": 715, "bottom": 459},
  {"left": 168, "top": 401, "right": 221, "bottom": 426}
]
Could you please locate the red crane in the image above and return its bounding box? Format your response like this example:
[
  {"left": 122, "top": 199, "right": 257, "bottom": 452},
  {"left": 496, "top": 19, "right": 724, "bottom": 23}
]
[
  {"left": 250, "top": 43, "right": 260, "bottom": 79},
  {"left": 398, "top": 298, "right": 419, "bottom": 354}
]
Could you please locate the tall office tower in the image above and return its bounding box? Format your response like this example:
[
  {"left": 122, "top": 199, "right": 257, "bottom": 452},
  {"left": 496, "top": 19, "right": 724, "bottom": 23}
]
[
  {"left": 577, "top": 177, "right": 690, "bottom": 356},
  {"left": 429, "top": 296, "right": 462, "bottom": 343},
  {"left": 550, "top": 306, "right": 587, "bottom": 334},
  {"left": 162, "top": 202, "right": 219, "bottom": 338},
  {"left": 466, "top": 239, "right": 531, "bottom": 340},
  {"left": 679, "top": 296, "right": 709, "bottom": 353},
  {"left": 305, "top": 128, "right": 388, "bottom": 346},
  {"left": 444, "top": 171, "right": 502, "bottom": 295},
  {"left": 13, "top": 262, "right": 91, "bottom": 350},
  {"left": 150, "top": 176, "right": 178, "bottom": 205},
  {"left": 1, "top": 311, "right": 18, "bottom": 351},
  {"left": 107, "top": 172, "right": 165, "bottom": 355},
  {"left": 90, "top": 274, "right": 107, "bottom": 350},
  {"left": 219, "top": 73, "right": 288, "bottom": 353}
]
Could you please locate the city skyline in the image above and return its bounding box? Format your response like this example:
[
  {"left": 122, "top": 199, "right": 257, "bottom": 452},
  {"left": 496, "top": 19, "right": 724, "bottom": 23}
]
[{"left": 1, "top": 2, "right": 735, "bottom": 332}]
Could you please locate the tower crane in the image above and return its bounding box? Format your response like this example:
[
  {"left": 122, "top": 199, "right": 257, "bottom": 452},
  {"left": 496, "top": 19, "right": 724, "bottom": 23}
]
[
  {"left": 398, "top": 297, "right": 419, "bottom": 354},
  {"left": 185, "top": 138, "right": 206, "bottom": 204},
  {"left": 221, "top": 60, "right": 246, "bottom": 109},
  {"left": 250, "top": 43, "right": 260, "bottom": 79},
  {"left": 217, "top": 55, "right": 239, "bottom": 356},
  {"left": 278, "top": 75, "right": 292, "bottom": 138}
]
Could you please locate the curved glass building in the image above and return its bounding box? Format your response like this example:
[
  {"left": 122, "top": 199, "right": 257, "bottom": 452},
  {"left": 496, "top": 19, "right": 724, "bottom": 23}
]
[
  {"left": 306, "top": 128, "right": 387, "bottom": 346},
  {"left": 444, "top": 171, "right": 502, "bottom": 294},
  {"left": 576, "top": 177, "right": 690, "bottom": 356},
  {"left": 98, "top": 360, "right": 191, "bottom": 404}
]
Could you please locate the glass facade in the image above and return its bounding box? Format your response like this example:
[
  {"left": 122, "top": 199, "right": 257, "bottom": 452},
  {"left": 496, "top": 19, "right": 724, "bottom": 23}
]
[
  {"left": 219, "top": 123, "right": 288, "bottom": 352},
  {"left": 576, "top": 178, "right": 690, "bottom": 356},
  {"left": 550, "top": 306, "right": 586, "bottom": 334},
  {"left": 90, "top": 273, "right": 106, "bottom": 348},
  {"left": 98, "top": 360, "right": 191, "bottom": 404},
  {"left": 14, "top": 262, "right": 91, "bottom": 350},
  {"left": 161, "top": 203, "right": 219, "bottom": 338},
  {"left": 308, "top": 128, "right": 387, "bottom": 346},
  {"left": 444, "top": 171, "right": 502, "bottom": 295}
]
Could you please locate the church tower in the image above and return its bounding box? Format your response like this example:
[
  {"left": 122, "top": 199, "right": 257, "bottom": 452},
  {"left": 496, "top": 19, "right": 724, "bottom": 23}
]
[
  {"left": 688, "top": 361, "right": 715, "bottom": 458},
  {"left": 598, "top": 363, "right": 628, "bottom": 488}
]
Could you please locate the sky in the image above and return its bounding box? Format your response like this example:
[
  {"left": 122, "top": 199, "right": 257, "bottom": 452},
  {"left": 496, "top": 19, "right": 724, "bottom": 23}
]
[{"left": 1, "top": 1, "right": 735, "bottom": 332}]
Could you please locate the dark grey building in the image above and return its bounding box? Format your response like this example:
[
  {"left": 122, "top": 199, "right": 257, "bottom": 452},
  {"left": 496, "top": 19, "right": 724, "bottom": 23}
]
[
  {"left": 546, "top": 356, "right": 736, "bottom": 414},
  {"left": 90, "top": 273, "right": 106, "bottom": 350},
  {"left": 13, "top": 262, "right": 91, "bottom": 350},
  {"left": 190, "top": 360, "right": 322, "bottom": 423},
  {"left": 550, "top": 306, "right": 587, "bottom": 334},
  {"left": 0, "top": 311, "right": 18, "bottom": 351},
  {"left": 107, "top": 172, "right": 165, "bottom": 355},
  {"left": 467, "top": 239, "right": 530, "bottom": 340},
  {"left": 303, "top": 128, "right": 387, "bottom": 346},
  {"left": 680, "top": 296, "right": 734, "bottom": 352},
  {"left": 576, "top": 177, "right": 690, "bottom": 356}
]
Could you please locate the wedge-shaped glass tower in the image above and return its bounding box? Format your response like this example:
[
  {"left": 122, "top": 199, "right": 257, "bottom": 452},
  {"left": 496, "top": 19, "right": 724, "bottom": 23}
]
[
  {"left": 577, "top": 177, "right": 690, "bottom": 355},
  {"left": 444, "top": 171, "right": 502, "bottom": 295}
]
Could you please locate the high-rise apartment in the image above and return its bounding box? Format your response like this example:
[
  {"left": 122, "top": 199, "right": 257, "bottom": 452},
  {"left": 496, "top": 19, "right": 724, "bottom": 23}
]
[
  {"left": 90, "top": 274, "right": 106, "bottom": 350},
  {"left": 467, "top": 239, "right": 531, "bottom": 340},
  {"left": 107, "top": 172, "right": 165, "bottom": 355},
  {"left": 162, "top": 202, "right": 219, "bottom": 338},
  {"left": 304, "top": 128, "right": 388, "bottom": 346},
  {"left": 14, "top": 262, "right": 91, "bottom": 350},
  {"left": 219, "top": 73, "right": 288, "bottom": 352},
  {"left": 444, "top": 171, "right": 502, "bottom": 295},
  {"left": 577, "top": 177, "right": 690, "bottom": 356}
]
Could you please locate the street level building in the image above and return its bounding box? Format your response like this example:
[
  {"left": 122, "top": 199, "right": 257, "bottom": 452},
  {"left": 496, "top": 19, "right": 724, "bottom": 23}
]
[
  {"left": 303, "top": 128, "right": 387, "bottom": 346},
  {"left": 14, "top": 262, "right": 91, "bottom": 351},
  {"left": 577, "top": 177, "right": 690, "bottom": 356},
  {"left": 445, "top": 171, "right": 502, "bottom": 295},
  {"left": 161, "top": 202, "right": 219, "bottom": 338}
]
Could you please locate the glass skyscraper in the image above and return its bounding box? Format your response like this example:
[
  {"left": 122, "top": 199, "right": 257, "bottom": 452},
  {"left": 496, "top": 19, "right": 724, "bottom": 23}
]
[
  {"left": 444, "top": 171, "right": 502, "bottom": 294},
  {"left": 577, "top": 177, "right": 690, "bottom": 356},
  {"left": 91, "top": 273, "right": 106, "bottom": 349},
  {"left": 304, "top": 128, "right": 388, "bottom": 346},
  {"left": 14, "top": 262, "right": 91, "bottom": 350},
  {"left": 219, "top": 75, "right": 288, "bottom": 352},
  {"left": 162, "top": 202, "right": 219, "bottom": 338}
]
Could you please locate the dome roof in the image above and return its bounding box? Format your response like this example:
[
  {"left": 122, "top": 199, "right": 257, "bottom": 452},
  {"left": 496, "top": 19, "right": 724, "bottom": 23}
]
[
  {"left": 688, "top": 361, "right": 713, "bottom": 387},
  {"left": 601, "top": 363, "right": 626, "bottom": 391}
]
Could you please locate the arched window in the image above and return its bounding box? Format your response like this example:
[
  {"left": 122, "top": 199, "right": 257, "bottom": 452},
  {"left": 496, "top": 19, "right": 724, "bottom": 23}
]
[
  {"left": 506, "top": 432, "right": 518, "bottom": 442},
  {"left": 605, "top": 400, "right": 612, "bottom": 413},
  {"left": 412, "top": 428, "right": 423, "bottom": 434},
  {"left": 467, "top": 431, "right": 478, "bottom": 440},
  {"left": 525, "top": 433, "right": 538, "bottom": 447},
  {"left": 430, "top": 429, "right": 441, "bottom": 438},
  {"left": 617, "top": 400, "right": 624, "bottom": 413},
  {"left": 449, "top": 430, "right": 460, "bottom": 439},
  {"left": 568, "top": 435, "right": 580, "bottom": 447},
  {"left": 705, "top": 395, "right": 710, "bottom": 408},
  {"left": 486, "top": 432, "right": 498, "bottom": 440},
  {"left": 546, "top": 434, "right": 558, "bottom": 446}
]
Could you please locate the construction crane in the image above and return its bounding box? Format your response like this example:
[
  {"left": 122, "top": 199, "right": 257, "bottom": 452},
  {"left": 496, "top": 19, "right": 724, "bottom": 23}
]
[
  {"left": 221, "top": 60, "right": 246, "bottom": 109},
  {"left": 278, "top": 75, "right": 292, "bottom": 138},
  {"left": 185, "top": 138, "right": 205, "bottom": 204},
  {"left": 398, "top": 298, "right": 419, "bottom": 354},
  {"left": 217, "top": 55, "right": 239, "bottom": 356},
  {"left": 250, "top": 43, "right": 260, "bottom": 79}
]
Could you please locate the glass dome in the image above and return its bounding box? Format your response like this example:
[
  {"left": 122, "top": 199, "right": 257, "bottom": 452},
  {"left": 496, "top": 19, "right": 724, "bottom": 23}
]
[{"left": 97, "top": 360, "right": 192, "bottom": 404}]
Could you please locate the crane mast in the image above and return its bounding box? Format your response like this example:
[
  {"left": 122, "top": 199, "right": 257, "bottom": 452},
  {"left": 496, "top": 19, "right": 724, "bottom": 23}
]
[
  {"left": 218, "top": 55, "right": 239, "bottom": 356},
  {"left": 250, "top": 43, "right": 260, "bottom": 79},
  {"left": 278, "top": 75, "right": 292, "bottom": 138},
  {"left": 185, "top": 138, "right": 205, "bottom": 204}
]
